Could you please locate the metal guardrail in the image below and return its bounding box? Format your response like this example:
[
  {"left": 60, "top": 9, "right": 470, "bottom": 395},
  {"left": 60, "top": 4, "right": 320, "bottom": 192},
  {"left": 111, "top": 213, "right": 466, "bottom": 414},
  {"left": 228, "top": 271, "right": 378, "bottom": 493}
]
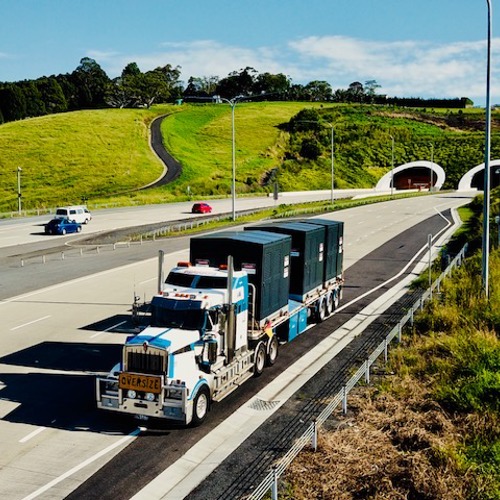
[{"left": 247, "top": 243, "right": 468, "bottom": 500}]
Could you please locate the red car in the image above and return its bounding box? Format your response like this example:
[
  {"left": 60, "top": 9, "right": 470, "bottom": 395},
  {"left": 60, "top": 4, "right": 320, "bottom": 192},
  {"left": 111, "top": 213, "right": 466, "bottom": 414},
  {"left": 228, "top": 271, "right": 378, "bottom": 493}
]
[{"left": 191, "top": 202, "right": 212, "bottom": 214}]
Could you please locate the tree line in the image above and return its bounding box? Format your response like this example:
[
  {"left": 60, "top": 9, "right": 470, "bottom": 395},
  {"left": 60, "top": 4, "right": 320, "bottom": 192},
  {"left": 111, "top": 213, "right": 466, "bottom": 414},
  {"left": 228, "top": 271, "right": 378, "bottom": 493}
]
[{"left": 0, "top": 58, "right": 471, "bottom": 124}]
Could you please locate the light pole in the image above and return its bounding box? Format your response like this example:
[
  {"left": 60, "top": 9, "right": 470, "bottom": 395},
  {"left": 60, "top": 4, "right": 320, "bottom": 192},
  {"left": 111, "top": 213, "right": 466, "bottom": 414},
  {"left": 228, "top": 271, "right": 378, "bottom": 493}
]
[
  {"left": 328, "top": 124, "right": 334, "bottom": 205},
  {"left": 218, "top": 96, "right": 241, "bottom": 221},
  {"left": 17, "top": 166, "right": 22, "bottom": 214},
  {"left": 482, "top": 0, "right": 492, "bottom": 298},
  {"left": 390, "top": 135, "right": 395, "bottom": 196}
]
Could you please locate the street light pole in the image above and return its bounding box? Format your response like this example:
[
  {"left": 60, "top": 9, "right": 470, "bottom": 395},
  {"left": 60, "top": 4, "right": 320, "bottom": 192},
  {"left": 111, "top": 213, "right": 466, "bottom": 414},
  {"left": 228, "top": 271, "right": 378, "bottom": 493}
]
[
  {"left": 329, "top": 124, "right": 334, "bottom": 205},
  {"left": 17, "top": 166, "right": 22, "bottom": 214},
  {"left": 219, "top": 97, "right": 239, "bottom": 221},
  {"left": 390, "top": 135, "right": 395, "bottom": 196},
  {"left": 482, "top": 0, "right": 492, "bottom": 298}
]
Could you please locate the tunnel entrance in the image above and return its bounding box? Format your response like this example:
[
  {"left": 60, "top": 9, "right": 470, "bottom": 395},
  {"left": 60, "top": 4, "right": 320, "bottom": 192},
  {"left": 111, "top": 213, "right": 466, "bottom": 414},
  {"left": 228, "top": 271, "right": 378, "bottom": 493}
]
[
  {"left": 471, "top": 167, "right": 500, "bottom": 189},
  {"left": 393, "top": 167, "right": 436, "bottom": 190}
]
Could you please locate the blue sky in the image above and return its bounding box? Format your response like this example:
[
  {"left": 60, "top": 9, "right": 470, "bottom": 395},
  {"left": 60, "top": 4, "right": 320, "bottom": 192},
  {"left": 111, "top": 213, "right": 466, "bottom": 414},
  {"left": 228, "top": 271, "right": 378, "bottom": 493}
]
[{"left": 1, "top": 0, "right": 499, "bottom": 105}]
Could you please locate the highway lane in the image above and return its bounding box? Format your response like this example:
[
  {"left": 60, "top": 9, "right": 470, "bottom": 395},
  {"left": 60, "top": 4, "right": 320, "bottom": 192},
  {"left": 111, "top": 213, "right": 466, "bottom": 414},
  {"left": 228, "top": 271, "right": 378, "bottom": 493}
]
[
  {"left": 0, "top": 193, "right": 473, "bottom": 499},
  {"left": 0, "top": 189, "right": 372, "bottom": 251}
]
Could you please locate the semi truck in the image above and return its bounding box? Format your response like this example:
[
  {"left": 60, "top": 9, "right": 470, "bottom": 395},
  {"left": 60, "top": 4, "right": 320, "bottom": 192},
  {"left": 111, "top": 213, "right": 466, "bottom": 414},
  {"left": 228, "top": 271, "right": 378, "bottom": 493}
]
[{"left": 96, "top": 219, "right": 344, "bottom": 426}]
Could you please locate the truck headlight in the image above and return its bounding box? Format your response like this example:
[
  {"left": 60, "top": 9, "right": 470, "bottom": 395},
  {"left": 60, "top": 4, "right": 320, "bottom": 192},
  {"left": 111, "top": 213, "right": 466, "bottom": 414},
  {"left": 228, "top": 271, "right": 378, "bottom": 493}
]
[
  {"left": 166, "top": 388, "right": 182, "bottom": 400},
  {"left": 145, "top": 392, "right": 155, "bottom": 402},
  {"left": 127, "top": 390, "right": 137, "bottom": 399}
]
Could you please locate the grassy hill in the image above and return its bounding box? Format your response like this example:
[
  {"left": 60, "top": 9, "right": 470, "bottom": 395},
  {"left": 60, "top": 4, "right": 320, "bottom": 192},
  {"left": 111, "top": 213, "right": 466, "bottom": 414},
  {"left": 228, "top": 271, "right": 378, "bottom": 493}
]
[{"left": 0, "top": 102, "right": 498, "bottom": 214}]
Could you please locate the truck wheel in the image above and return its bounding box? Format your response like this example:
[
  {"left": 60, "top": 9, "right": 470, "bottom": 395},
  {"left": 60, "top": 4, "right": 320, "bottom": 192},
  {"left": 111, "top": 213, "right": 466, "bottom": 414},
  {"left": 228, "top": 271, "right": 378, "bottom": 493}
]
[
  {"left": 191, "top": 386, "right": 210, "bottom": 426},
  {"left": 253, "top": 341, "right": 266, "bottom": 377},
  {"left": 266, "top": 335, "right": 279, "bottom": 366},
  {"left": 333, "top": 290, "right": 340, "bottom": 310},
  {"left": 315, "top": 299, "right": 327, "bottom": 323},
  {"left": 326, "top": 292, "right": 334, "bottom": 316}
]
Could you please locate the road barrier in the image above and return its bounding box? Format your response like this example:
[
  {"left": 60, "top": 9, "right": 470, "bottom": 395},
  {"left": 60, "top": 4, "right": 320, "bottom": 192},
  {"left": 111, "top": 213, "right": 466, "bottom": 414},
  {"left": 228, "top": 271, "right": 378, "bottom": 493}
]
[{"left": 247, "top": 243, "right": 468, "bottom": 500}]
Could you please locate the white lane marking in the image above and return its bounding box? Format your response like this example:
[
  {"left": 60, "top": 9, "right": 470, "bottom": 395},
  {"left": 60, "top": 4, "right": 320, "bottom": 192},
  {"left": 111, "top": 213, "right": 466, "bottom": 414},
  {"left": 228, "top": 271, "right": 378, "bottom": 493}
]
[
  {"left": 90, "top": 320, "right": 127, "bottom": 339},
  {"left": 21, "top": 428, "right": 142, "bottom": 500},
  {"left": 10, "top": 315, "right": 51, "bottom": 331},
  {"left": 19, "top": 427, "right": 47, "bottom": 443},
  {"left": 139, "top": 277, "right": 156, "bottom": 285}
]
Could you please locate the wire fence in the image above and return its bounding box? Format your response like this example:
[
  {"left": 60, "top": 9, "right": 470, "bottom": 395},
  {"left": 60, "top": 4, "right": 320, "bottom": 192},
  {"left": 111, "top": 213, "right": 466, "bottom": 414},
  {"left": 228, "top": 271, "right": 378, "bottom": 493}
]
[{"left": 246, "top": 243, "right": 468, "bottom": 500}]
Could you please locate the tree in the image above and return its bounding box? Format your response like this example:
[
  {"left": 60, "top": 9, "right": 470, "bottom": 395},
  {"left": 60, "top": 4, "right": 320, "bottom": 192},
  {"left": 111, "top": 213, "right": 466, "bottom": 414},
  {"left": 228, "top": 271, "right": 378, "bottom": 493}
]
[
  {"left": 303, "top": 80, "right": 332, "bottom": 101},
  {"left": 299, "top": 138, "right": 322, "bottom": 160},
  {"left": 0, "top": 84, "right": 27, "bottom": 121},
  {"left": 253, "top": 72, "right": 291, "bottom": 99},
  {"left": 70, "top": 57, "right": 111, "bottom": 108},
  {"left": 183, "top": 76, "right": 219, "bottom": 98},
  {"left": 216, "top": 67, "right": 257, "bottom": 98},
  {"left": 364, "top": 80, "right": 381, "bottom": 103},
  {"left": 36, "top": 76, "right": 67, "bottom": 113},
  {"left": 347, "top": 81, "right": 364, "bottom": 102},
  {"left": 289, "top": 108, "right": 321, "bottom": 132},
  {"left": 19, "top": 80, "right": 46, "bottom": 117},
  {"left": 107, "top": 62, "right": 182, "bottom": 108}
]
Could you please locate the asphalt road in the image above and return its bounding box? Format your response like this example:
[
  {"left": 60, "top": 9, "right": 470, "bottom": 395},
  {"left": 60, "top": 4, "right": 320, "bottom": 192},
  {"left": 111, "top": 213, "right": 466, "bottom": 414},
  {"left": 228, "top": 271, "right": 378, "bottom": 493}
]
[{"left": 0, "top": 193, "right": 473, "bottom": 500}]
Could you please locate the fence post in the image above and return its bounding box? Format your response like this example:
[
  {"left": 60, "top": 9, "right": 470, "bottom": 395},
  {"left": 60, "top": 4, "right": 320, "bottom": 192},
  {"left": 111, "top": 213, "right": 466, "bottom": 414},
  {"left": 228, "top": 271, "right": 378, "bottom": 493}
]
[
  {"left": 384, "top": 337, "right": 388, "bottom": 363},
  {"left": 21, "top": 259, "right": 24, "bottom": 267},
  {"left": 42, "top": 255, "right": 46, "bottom": 264},
  {"left": 61, "top": 252, "right": 65, "bottom": 260},
  {"left": 271, "top": 466, "right": 279, "bottom": 500},
  {"left": 365, "top": 359, "right": 370, "bottom": 384},
  {"left": 397, "top": 323, "right": 402, "bottom": 343},
  {"left": 342, "top": 386, "right": 348, "bottom": 414},
  {"left": 312, "top": 419, "right": 318, "bottom": 452}
]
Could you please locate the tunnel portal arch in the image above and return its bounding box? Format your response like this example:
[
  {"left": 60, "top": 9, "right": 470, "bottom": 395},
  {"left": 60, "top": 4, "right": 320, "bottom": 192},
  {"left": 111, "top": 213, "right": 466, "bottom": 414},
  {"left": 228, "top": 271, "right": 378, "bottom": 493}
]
[
  {"left": 375, "top": 161, "right": 445, "bottom": 192},
  {"left": 457, "top": 160, "right": 500, "bottom": 191}
]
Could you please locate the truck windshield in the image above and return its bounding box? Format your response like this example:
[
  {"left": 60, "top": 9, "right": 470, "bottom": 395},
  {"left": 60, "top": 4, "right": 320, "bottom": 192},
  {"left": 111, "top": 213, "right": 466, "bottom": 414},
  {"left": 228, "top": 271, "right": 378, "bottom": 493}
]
[{"left": 151, "top": 298, "right": 206, "bottom": 330}]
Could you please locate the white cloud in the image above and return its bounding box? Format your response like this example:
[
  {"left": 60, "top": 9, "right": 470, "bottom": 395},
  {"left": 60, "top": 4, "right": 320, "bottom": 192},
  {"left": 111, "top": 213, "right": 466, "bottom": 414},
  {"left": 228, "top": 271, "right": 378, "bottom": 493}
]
[{"left": 89, "top": 35, "right": 500, "bottom": 104}]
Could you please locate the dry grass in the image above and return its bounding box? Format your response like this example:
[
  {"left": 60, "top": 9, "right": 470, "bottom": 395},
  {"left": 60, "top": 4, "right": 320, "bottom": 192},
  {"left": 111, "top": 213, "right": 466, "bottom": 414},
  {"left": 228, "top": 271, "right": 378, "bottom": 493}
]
[{"left": 282, "top": 378, "right": 478, "bottom": 500}]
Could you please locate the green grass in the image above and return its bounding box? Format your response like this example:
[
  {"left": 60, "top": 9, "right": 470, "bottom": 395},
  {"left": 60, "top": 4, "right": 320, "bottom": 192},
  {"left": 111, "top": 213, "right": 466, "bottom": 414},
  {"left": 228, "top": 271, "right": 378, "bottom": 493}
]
[
  {"left": 0, "top": 107, "right": 172, "bottom": 211},
  {"left": 387, "top": 189, "right": 500, "bottom": 498},
  {"left": 0, "top": 102, "right": 498, "bottom": 214},
  {"left": 160, "top": 102, "right": 324, "bottom": 198}
]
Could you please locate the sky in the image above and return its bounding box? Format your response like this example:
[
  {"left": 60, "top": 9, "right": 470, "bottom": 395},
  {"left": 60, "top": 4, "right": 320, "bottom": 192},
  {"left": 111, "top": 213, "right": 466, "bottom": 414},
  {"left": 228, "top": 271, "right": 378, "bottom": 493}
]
[{"left": 1, "top": 0, "right": 499, "bottom": 106}]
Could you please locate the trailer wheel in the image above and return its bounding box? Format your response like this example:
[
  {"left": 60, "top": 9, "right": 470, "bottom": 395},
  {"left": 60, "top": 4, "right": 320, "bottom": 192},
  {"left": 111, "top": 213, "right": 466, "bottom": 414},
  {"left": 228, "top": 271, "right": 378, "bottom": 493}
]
[
  {"left": 333, "top": 290, "right": 340, "bottom": 310},
  {"left": 326, "top": 292, "right": 334, "bottom": 316},
  {"left": 253, "top": 341, "right": 266, "bottom": 376},
  {"left": 266, "top": 335, "right": 279, "bottom": 366},
  {"left": 191, "top": 386, "right": 210, "bottom": 426},
  {"left": 315, "top": 298, "right": 327, "bottom": 323}
]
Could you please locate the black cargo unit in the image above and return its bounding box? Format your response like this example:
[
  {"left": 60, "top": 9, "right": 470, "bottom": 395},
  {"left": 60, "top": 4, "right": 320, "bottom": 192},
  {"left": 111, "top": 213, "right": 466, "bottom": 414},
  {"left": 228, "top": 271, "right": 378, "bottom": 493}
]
[
  {"left": 189, "top": 231, "right": 291, "bottom": 321},
  {"left": 245, "top": 222, "right": 325, "bottom": 300},
  {"left": 295, "top": 218, "right": 344, "bottom": 280}
]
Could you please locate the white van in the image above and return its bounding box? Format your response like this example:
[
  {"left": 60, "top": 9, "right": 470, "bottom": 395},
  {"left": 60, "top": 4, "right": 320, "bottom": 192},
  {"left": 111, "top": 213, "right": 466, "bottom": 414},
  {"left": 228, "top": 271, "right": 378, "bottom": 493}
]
[{"left": 55, "top": 205, "right": 92, "bottom": 224}]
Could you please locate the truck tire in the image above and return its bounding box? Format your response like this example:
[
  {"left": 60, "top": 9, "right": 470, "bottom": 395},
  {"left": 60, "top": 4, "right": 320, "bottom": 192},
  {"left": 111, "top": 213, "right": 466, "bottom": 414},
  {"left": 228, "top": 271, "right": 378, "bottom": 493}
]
[
  {"left": 253, "top": 341, "right": 266, "bottom": 377},
  {"left": 326, "top": 292, "right": 334, "bottom": 316},
  {"left": 315, "top": 298, "right": 327, "bottom": 323},
  {"left": 191, "top": 386, "right": 210, "bottom": 426},
  {"left": 333, "top": 290, "right": 340, "bottom": 310},
  {"left": 266, "top": 335, "right": 279, "bottom": 366}
]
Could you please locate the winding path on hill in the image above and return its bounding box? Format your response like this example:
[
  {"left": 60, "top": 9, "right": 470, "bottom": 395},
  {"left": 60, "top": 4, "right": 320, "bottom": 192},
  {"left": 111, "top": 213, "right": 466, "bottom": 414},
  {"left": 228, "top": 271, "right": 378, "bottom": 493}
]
[{"left": 139, "top": 114, "right": 182, "bottom": 190}]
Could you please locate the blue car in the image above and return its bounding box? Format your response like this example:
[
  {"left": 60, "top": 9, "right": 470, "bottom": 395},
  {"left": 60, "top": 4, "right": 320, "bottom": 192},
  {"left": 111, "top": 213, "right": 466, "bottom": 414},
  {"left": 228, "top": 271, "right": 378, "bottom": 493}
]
[{"left": 45, "top": 217, "right": 82, "bottom": 235}]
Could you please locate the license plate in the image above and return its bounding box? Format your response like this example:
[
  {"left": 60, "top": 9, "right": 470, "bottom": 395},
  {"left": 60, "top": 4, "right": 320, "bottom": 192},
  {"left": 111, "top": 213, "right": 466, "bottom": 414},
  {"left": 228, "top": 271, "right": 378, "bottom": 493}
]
[{"left": 119, "top": 373, "right": 162, "bottom": 394}]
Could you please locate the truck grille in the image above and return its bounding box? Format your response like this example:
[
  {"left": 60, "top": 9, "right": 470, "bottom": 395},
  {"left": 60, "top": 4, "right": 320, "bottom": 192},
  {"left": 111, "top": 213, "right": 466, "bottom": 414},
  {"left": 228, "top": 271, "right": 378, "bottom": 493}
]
[{"left": 125, "top": 347, "right": 166, "bottom": 375}]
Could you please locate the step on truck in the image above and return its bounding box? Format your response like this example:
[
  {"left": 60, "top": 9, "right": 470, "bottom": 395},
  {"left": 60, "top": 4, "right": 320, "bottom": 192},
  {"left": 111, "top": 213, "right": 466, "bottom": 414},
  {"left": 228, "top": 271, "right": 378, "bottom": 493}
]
[{"left": 96, "top": 219, "right": 344, "bottom": 426}]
